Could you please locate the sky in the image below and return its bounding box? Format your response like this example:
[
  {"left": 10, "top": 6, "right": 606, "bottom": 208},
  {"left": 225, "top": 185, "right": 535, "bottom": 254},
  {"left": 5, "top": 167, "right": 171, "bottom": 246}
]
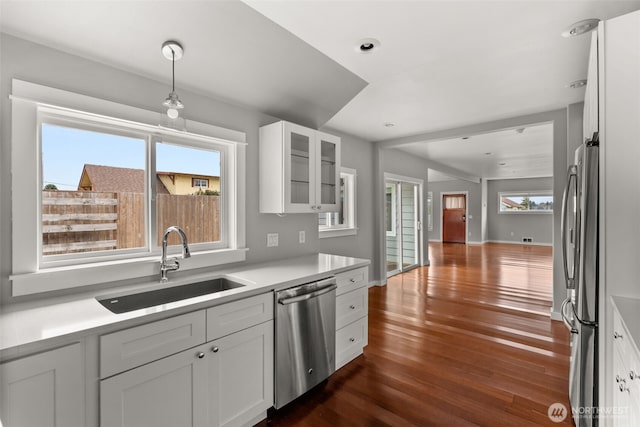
[{"left": 42, "top": 124, "right": 221, "bottom": 190}]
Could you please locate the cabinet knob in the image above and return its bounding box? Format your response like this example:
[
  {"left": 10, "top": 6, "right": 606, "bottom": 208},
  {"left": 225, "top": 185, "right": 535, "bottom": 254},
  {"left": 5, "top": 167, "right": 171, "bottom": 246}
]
[
  {"left": 349, "top": 305, "right": 356, "bottom": 310},
  {"left": 350, "top": 278, "right": 356, "bottom": 283},
  {"left": 212, "top": 346, "right": 219, "bottom": 353},
  {"left": 614, "top": 331, "right": 623, "bottom": 339},
  {"left": 197, "top": 352, "right": 205, "bottom": 359},
  {"left": 630, "top": 371, "right": 637, "bottom": 381},
  {"left": 349, "top": 337, "right": 355, "bottom": 342}
]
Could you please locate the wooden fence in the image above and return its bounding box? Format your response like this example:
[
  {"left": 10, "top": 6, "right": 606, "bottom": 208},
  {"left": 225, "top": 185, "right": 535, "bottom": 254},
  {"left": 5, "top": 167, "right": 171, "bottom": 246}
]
[{"left": 42, "top": 191, "right": 220, "bottom": 255}]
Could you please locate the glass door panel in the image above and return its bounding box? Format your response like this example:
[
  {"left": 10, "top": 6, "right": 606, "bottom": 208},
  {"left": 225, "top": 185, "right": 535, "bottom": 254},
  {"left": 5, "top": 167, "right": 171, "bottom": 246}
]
[
  {"left": 401, "top": 183, "right": 418, "bottom": 268},
  {"left": 385, "top": 183, "right": 401, "bottom": 277},
  {"left": 289, "top": 132, "right": 311, "bottom": 205},
  {"left": 386, "top": 180, "right": 420, "bottom": 278},
  {"left": 319, "top": 139, "right": 336, "bottom": 205}
]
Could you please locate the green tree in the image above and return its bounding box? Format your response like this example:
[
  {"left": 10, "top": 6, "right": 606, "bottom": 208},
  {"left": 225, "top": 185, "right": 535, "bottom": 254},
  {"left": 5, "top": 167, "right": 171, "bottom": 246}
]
[
  {"left": 43, "top": 184, "right": 58, "bottom": 190},
  {"left": 521, "top": 196, "right": 531, "bottom": 210}
]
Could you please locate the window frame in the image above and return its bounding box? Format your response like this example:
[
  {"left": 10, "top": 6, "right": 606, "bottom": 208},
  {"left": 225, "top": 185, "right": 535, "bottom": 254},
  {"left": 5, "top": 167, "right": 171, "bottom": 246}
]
[
  {"left": 192, "top": 178, "right": 209, "bottom": 188},
  {"left": 10, "top": 79, "right": 246, "bottom": 296},
  {"left": 385, "top": 183, "right": 397, "bottom": 237},
  {"left": 498, "top": 190, "right": 553, "bottom": 214},
  {"left": 318, "top": 167, "right": 357, "bottom": 238},
  {"left": 426, "top": 191, "right": 433, "bottom": 231}
]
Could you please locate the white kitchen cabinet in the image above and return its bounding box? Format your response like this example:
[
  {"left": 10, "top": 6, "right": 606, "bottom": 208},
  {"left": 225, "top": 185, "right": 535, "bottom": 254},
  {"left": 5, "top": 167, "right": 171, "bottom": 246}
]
[
  {"left": 335, "top": 266, "right": 369, "bottom": 370},
  {"left": 259, "top": 120, "right": 341, "bottom": 214},
  {"left": 101, "top": 344, "right": 209, "bottom": 427},
  {"left": 611, "top": 300, "right": 640, "bottom": 427},
  {"left": 209, "top": 321, "right": 274, "bottom": 427},
  {"left": 100, "top": 292, "right": 274, "bottom": 427},
  {"left": 0, "top": 343, "right": 85, "bottom": 427}
]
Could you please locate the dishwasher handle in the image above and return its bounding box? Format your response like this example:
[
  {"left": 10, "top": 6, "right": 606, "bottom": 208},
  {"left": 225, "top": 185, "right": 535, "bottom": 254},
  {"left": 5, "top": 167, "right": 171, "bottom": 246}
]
[{"left": 278, "top": 282, "right": 337, "bottom": 305}]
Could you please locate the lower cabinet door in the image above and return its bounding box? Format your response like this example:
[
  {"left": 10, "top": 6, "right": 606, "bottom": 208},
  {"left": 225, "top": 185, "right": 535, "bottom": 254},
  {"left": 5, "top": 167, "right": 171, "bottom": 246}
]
[
  {"left": 100, "top": 345, "right": 209, "bottom": 427},
  {"left": 209, "top": 321, "right": 274, "bottom": 427},
  {"left": 1, "top": 343, "right": 84, "bottom": 427}
]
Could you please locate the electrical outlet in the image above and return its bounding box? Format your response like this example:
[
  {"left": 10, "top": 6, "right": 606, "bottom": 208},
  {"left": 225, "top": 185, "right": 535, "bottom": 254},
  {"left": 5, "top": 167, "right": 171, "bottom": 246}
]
[
  {"left": 299, "top": 230, "right": 305, "bottom": 244},
  {"left": 267, "top": 233, "right": 279, "bottom": 247}
]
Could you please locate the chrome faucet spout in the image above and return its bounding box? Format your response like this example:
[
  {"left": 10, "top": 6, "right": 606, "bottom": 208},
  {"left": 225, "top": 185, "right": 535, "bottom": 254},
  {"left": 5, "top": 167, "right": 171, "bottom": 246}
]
[{"left": 160, "top": 226, "right": 191, "bottom": 283}]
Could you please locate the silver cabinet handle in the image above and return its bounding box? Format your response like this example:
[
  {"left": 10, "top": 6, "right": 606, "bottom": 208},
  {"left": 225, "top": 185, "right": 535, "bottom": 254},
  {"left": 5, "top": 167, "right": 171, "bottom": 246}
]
[
  {"left": 619, "top": 379, "right": 628, "bottom": 392},
  {"left": 614, "top": 331, "right": 623, "bottom": 339},
  {"left": 197, "top": 352, "right": 205, "bottom": 359},
  {"left": 349, "top": 305, "right": 356, "bottom": 310},
  {"left": 561, "top": 298, "right": 578, "bottom": 334},
  {"left": 350, "top": 278, "right": 357, "bottom": 283},
  {"left": 561, "top": 164, "right": 578, "bottom": 289},
  {"left": 211, "top": 346, "right": 219, "bottom": 353},
  {"left": 278, "top": 283, "right": 337, "bottom": 305},
  {"left": 349, "top": 337, "right": 355, "bottom": 342}
]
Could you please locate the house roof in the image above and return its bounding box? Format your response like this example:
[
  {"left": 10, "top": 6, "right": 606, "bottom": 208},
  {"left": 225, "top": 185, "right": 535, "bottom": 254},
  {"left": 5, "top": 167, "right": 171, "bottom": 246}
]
[
  {"left": 79, "top": 164, "right": 170, "bottom": 194},
  {"left": 502, "top": 198, "right": 523, "bottom": 209}
]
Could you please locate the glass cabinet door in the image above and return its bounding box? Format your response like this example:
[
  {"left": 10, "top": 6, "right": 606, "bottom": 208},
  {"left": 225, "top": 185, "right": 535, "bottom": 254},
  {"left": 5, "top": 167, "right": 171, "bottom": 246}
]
[
  {"left": 284, "top": 123, "right": 315, "bottom": 212},
  {"left": 316, "top": 133, "right": 340, "bottom": 211}
]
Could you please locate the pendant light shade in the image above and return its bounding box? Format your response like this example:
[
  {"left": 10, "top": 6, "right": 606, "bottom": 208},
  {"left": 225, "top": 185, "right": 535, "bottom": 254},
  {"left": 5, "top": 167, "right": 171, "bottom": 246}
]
[{"left": 161, "top": 41, "right": 184, "bottom": 120}]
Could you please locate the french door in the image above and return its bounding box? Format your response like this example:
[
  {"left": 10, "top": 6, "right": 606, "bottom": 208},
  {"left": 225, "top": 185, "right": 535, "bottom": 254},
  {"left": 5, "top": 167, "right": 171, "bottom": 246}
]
[{"left": 385, "top": 177, "right": 421, "bottom": 278}]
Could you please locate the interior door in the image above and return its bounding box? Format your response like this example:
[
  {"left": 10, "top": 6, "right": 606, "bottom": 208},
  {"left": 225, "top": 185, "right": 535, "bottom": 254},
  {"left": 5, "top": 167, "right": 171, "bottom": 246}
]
[{"left": 442, "top": 194, "right": 466, "bottom": 244}]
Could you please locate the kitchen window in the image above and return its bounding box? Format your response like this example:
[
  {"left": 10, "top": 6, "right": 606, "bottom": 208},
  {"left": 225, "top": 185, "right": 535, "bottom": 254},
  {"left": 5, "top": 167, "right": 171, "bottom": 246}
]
[
  {"left": 498, "top": 191, "right": 553, "bottom": 213},
  {"left": 10, "top": 79, "right": 246, "bottom": 296},
  {"left": 318, "top": 167, "right": 357, "bottom": 238}
]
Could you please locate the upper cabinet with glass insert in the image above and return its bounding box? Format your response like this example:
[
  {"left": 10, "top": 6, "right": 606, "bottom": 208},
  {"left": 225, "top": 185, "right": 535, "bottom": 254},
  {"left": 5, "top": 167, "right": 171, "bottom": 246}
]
[{"left": 259, "top": 121, "right": 341, "bottom": 214}]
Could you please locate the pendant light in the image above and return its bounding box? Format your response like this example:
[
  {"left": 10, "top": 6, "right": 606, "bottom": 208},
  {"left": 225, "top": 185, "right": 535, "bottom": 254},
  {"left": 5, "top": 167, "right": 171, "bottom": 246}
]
[{"left": 161, "top": 41, "right": 184, "bottom": 120}]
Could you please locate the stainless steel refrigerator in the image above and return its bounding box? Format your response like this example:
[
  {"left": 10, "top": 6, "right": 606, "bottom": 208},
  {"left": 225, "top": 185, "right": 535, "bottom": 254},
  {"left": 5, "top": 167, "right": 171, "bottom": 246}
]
[{"left": 561, "top": 133, "right": 599, "bottom": 426}]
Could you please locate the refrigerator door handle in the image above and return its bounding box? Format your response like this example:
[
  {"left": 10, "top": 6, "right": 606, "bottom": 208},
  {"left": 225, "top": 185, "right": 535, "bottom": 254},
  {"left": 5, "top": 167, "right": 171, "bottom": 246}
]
[
  {"left": 561, "top": 298, "right": 578, "bottom": 334},
  {"left": 561, "top": 165, "right": 578, "bottom": 289}
]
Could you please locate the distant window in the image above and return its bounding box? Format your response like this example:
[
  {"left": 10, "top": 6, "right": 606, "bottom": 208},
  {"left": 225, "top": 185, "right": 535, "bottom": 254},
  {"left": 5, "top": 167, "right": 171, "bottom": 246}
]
[
  {"left": 319, "top": 168, "right": 357, "bottom": 238},
  {"left": 385, "top": 183, "right": 396, "bottom": 236},
  {"left": 498, "top": 191, "right": 553, "bottom": 213},
  {"left": 192, "top": 178, "right": 209, "bottom": 188}
]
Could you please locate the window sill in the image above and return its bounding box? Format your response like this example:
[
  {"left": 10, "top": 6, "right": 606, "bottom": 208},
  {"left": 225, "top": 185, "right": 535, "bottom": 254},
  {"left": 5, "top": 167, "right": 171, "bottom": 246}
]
[
  {"left": 498, "top": 211, "right": 553, "bottom": 215},
  {"left": 10, "top": 248, "right": 248, "bottom": 297},
  {"left": 319, "top": 228, "right": 357, "bottom": 239}
]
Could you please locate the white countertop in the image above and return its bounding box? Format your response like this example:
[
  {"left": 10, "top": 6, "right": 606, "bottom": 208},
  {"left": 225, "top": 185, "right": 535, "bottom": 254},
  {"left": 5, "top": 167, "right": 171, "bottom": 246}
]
[
  {"left": 0, "top": 253, "right": 369, "bottom": 354},
  {"left": 611, "top": 295, "right": 640, "bottom": 355}
]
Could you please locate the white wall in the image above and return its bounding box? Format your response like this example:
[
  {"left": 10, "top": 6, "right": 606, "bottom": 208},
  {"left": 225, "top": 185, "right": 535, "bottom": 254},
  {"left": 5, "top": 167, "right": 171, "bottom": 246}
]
[
  {"left": 0, "top": 34, "right": 377, "bottom": 302},
  {"left": 487, "top": 177, "right": 554, "bottom": 245}
]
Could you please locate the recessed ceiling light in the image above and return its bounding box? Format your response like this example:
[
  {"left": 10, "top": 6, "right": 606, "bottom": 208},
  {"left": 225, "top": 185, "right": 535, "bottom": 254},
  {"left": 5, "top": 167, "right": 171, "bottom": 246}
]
[
  {"left": 515, "top": 128, "right": 525, "bottom": 134},
  {"left": 561, "top": 19, "right": 600, "bottom": 38},
  {"left": 384, "top": 122, "right": 395, "bottom": 128},
  {"left": 499, "top": 162, "right": 507, "bottom": 166},
  {"left": 567, "top": 79, "right": 587, "bottom": 89},
  {"left": 461, "top": 136, "right": 470, "bottom": 140},
  {"left": 484, "top": 152, "right": 492, "bottom": 156},
  {"left": 356, "top": 38, "right": 381, "bottom": 54}
]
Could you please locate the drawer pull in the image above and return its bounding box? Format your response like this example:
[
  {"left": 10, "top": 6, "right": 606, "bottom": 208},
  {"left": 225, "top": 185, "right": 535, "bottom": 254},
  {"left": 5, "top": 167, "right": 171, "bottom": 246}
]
[
  {"left": 350, "top": 278, "right": 357, "bottom": 283},
  {"left": 211, "top": 346, "right": 219, "bottom": 353},
  {"left": 349, "top": 337, "right": 355, "bottom": 342},
  {"left": 614, "top": 331, "right": 623, "bottom": 339},
  {"left": 349, "top": 305, "right": 356, "bottom": 310},
  {"left": 616, "top": 374, "right": 623, "bottom": 383},
  {"left": 630, "top": 371, "right": 637, "bottom": 381},
  {"left": 197, "top": 352, "right": 205, "bottom": 359}
]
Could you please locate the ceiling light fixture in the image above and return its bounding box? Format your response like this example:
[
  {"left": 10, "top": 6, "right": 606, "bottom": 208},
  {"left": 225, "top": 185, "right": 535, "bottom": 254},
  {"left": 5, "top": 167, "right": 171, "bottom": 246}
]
[
  {"left": 567, "top": 79, "right": 587, "bottom": 89},
  {"left": 162, "top": 40, "right": 184, "bottom": 120},
  {"left": 356, "top": 38, "right": 381, "bottom": 54},
  {"left": 384, "top": 122, "right": 395, "bottom": 128},
  {"left": 484, "top": 152, "right": 492, "bottom": 156},
  {"left": 515, "top": 128, "right": 525, "bottom": 134},
  {"left": 499, "top": 162, "right": 507, "bottom": 166},
  {"left": 561, "top": 18, "right": 600, "bottom": 37}
]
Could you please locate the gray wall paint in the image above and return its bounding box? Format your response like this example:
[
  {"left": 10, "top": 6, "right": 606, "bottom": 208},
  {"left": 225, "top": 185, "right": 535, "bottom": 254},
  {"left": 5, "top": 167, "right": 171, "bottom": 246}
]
[
  {"left": 427, "top": 180, "right": 482, "bottom": 243},
  {"left": 487, "top": 178, "right": 554, "bottom": 245},
  {"left": 567, "top": 102, "right": 584, "bottom": 164},
  {"left": 0, "top": 34, "right": 377, "bottom": 302}
]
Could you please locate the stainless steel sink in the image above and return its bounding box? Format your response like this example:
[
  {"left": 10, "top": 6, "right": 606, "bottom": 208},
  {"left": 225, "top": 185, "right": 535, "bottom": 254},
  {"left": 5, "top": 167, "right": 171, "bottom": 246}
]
[{"left": 97, "top": 278, "right": 245, "bottom": 314}]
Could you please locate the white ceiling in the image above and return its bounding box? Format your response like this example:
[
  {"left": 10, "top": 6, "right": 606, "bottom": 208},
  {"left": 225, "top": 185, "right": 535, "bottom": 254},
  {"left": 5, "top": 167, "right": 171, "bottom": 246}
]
[{"left": 2, "top": 0, "right": 639, "bottom": 181}]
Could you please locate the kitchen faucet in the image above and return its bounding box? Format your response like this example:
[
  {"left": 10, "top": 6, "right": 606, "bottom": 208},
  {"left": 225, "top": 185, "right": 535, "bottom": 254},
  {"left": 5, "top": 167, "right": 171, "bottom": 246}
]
[{"left": 160, "top": 226, "right": 191, "bottom": 283}]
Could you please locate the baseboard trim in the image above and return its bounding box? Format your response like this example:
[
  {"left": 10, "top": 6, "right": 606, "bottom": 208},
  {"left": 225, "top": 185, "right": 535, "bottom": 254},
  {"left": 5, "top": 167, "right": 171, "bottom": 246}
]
[
  {"left": 550, "top": 310, "right": 562, "bottom": 321},
  {"left": 487, "top": 240, "right": 552, "bottom": 247},
  {"left": 369, "top": 280, "right": 383, "bottom": 288}
]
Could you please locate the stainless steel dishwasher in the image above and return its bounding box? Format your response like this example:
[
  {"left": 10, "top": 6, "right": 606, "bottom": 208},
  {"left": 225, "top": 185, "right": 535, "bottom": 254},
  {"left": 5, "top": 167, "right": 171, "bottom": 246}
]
[{"left": 274, "top": 276, "right": 337, "bottom": 409}]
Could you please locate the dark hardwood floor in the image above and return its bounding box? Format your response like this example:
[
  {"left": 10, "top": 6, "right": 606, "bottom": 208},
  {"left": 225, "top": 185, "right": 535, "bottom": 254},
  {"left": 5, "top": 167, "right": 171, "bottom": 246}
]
[{"left": 260, "top": 243, "right": 573, "bottom": 426}]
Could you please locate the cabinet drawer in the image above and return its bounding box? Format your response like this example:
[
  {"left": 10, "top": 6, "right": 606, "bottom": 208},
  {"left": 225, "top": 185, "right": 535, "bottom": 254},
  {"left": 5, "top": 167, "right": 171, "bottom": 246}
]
[
  {"left": 101, "top": 310, "right": 206, "bottom": 378},
  {"left": 336, "top": 316, "right": 368, "bottom": 370},
  {"left": 207, "top": 292, "right": 273, "bottom": 341},
  {"left": 335, "top": 267, "right": 368, "bottom": 296},
  {"left": 336, "top": 287, "right": 368, "bottom": 330}
]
